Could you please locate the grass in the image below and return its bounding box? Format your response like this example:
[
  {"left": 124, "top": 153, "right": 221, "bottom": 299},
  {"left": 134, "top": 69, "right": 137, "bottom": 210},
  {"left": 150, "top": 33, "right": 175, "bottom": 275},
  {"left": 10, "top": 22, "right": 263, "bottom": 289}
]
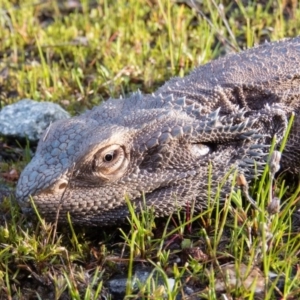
[{"left": 1, "top": 0, "right": 300, "bottom": 299}]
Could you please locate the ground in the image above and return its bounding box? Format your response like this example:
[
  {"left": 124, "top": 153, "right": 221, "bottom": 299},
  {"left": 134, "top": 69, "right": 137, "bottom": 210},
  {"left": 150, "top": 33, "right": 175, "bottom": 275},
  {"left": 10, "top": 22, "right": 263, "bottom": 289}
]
[{"left": 0, "top": 0, "right": 300, "bottom": 299}]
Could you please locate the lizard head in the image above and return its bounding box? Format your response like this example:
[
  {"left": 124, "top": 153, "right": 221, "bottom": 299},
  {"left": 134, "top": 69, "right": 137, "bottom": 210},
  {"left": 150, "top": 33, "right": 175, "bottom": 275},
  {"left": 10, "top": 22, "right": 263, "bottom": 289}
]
[{"left": 16, "top": 93, "right": 268, "bottom": 225}]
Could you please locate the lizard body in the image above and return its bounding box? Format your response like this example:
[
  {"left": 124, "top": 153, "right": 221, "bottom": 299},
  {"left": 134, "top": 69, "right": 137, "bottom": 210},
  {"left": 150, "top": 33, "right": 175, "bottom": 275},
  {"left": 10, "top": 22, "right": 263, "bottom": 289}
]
[{"left": 16, "top": 37, "right": 300, "bottom": 225}]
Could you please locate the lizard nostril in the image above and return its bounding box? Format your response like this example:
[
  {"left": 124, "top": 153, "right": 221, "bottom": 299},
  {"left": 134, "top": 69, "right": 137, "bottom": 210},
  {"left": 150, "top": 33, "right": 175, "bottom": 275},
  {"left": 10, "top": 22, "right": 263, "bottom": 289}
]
[{"left": 58, "top": 183, "right": 67, "bottom": 190}]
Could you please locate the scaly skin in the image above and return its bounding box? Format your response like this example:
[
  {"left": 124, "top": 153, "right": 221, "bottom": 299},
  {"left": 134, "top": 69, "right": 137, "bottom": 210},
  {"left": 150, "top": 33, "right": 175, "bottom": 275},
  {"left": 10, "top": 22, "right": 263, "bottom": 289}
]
[{"left": 16, "top": 37, "right": 300, "bottom": 226}]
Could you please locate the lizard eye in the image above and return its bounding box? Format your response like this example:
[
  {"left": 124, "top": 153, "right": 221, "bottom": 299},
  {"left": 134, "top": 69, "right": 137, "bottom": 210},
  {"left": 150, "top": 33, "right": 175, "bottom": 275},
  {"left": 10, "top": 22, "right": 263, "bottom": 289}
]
[
  {"left": 104, "top": 152, "right": 114, "bottom": 162},
  {"left": 92, "top": 145, "right": 128, "bottom": 178}
]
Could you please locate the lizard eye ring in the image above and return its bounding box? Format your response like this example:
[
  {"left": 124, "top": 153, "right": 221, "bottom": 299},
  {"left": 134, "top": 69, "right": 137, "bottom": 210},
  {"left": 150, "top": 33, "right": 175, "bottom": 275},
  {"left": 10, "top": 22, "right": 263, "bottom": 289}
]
[{"left": 92, "top": 145, "right": 129, "bottom": 178}]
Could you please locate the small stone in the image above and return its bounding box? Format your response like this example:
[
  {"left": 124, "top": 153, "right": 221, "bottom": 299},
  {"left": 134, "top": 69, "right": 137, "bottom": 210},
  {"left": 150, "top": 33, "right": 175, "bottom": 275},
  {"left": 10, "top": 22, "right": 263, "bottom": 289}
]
[
  {"left": 60, "top": 99, "right": 70, "bottom": 107},
  {"left": 108, "top": 267, "right": 175, "bottom": 298},
  {"left": 0, "top": 183, "right": 12, "bottom": 203},
  {"left": 0, "top": 99, "right": 70, "bottom": 142},
  {"left": 214, "top": 263, "right": 265, "bottom": 294}
]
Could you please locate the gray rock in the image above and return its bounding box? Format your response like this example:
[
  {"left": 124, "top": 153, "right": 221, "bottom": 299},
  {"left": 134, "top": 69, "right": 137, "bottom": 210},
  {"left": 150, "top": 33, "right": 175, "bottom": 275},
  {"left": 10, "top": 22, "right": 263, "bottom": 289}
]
[
  {"left": 108, "top": 267, "right": 175, "bottom": 299},
  {"left": 0, "top": 99, "right": 70, "bottom": 142}
]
